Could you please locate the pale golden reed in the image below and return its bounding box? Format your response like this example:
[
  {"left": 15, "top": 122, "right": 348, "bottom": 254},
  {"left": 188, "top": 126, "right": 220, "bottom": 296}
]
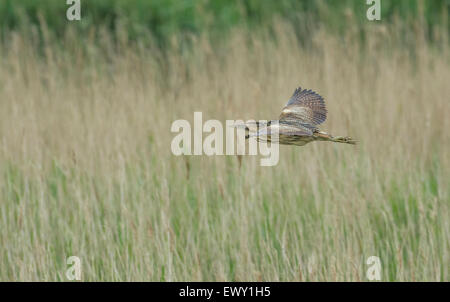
[{"left": 0, "top": 21, "right": 448, "bottom": 281}]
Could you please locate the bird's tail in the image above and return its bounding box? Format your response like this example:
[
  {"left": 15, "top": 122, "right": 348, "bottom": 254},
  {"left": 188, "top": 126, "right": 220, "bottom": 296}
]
[{"left": 314, "top": 131, "right": 357, "bottom": 145}]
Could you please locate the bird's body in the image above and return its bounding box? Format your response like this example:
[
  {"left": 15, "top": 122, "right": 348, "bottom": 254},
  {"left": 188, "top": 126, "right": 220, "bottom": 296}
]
[{"left": 240, "top": 86, "right": 356, "bottom": 146}]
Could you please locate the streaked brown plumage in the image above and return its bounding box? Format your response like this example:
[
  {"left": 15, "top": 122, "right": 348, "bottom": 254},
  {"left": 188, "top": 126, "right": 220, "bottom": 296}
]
[{"left": 241, "top": 86, "right": 356, "bottom": 146}]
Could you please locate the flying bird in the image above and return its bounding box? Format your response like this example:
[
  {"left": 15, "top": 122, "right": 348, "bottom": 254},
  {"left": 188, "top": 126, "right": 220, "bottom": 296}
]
[{"left": 238, "top": 86, "right": 356, "bottom": 146}]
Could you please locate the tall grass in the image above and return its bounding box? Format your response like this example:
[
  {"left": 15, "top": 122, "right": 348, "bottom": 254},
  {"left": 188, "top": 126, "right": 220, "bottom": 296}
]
[
  {"left": 0, "top": 19, "right": 448, "bottom": 281},
  {"left": 1, "top": 0, "right": 449, "bottom": 46}
]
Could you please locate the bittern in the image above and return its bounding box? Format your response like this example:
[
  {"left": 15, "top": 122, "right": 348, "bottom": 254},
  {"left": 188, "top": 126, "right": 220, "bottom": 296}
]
[{"left": 238, "top": 86, "right": 356, "bottom": 146}]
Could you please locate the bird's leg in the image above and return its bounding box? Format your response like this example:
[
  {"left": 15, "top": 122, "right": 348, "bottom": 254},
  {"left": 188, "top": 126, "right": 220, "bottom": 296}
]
[
  {"left": 314, "top": 131, "right": 357, "bottom": 144},
  {"left": 331, "top": 136, "right": 357, "bottom": 144}
]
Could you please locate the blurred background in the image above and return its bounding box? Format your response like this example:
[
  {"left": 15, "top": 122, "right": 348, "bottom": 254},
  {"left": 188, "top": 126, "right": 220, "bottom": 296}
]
[
  {"left": 1, "top": 0, "right": 449, "bottom": 46},
  {"left": 0, "top": 0, "right": 448, "bottom": 281}
]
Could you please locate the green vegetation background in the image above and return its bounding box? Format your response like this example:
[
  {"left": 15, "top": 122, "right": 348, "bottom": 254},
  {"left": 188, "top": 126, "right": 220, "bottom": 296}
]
[
  {"left": 1, "top": 0, "right": 449, "bottom": 47},
  {"left": 0, "top": 0, "right": 448, "bottom": 282}
]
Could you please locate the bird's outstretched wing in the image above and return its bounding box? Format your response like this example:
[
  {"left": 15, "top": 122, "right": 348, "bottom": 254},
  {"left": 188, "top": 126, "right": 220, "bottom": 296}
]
[{"left": 279, "top": 87, "right": 327, "bottom": 129}]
